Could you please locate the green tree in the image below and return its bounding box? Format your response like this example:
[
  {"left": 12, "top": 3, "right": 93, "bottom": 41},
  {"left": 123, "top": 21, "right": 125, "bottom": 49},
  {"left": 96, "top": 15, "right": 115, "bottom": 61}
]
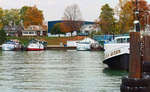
[
  {"left": 99, "top": 4, "right": 116, "bottom": 34},
  {"left": 19, "top": 6, "right": 31, "bottom": 22},
  {"left": 51, "top": 23, "right": 65, "bottom": 35},
  {"left": 2, "top": 9, "right": 20, "bottom": 26},
  {"left": 0, "top": 30, "right": 6, "bottom": 45}
]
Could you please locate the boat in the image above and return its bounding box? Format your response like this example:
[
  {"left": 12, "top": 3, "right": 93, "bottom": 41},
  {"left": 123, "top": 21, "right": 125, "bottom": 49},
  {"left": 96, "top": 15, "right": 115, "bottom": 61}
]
[
  {"left": 26, "top": 39, "right": 46, "bottom": 51},
  {"left": 76, "top": 41, "right": 91, "bottom": 51},
  {"left": 2, "top": 39, "right": 22, "bottom": 51},
  {"left": 76, "top": 37, "right": 103, "bottom": 51},
  {"left": 103, "top": 36, "right": 130, "bottom": 70}
]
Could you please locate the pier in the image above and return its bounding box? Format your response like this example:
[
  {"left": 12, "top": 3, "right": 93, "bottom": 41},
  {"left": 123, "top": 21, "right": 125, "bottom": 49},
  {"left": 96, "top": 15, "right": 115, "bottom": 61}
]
[{"left": 120, "top": 32, "right": 150, "bottom": 92}]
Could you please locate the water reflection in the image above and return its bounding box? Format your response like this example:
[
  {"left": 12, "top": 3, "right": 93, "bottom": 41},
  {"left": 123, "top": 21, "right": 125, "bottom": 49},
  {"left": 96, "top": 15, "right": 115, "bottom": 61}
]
[
  {"left": 103, "top": 68, "right": 128, "bottom": 76},
  {"left": 0, "top": 50, "right": 126, "bottom": 92}
]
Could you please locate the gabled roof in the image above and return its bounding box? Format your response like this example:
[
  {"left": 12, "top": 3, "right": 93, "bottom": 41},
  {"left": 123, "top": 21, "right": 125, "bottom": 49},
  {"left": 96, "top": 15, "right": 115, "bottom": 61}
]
[
  {"left": 3, "top": 25, "right": 24, "bottom": 31},
  {"left": 24, "top": 25, "right": 47, "bottom": 31}
]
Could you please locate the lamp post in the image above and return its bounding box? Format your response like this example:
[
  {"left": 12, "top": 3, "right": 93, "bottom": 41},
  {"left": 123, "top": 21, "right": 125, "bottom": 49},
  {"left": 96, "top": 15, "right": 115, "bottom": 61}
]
[{"left": 134, "top": 0, "right": 140, "bottom": 32}]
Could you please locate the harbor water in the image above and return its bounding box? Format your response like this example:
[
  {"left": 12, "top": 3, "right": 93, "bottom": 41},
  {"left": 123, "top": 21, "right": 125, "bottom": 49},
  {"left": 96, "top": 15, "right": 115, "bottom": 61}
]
[{"left": 0, "top": 50, "right": 127, "bottom": 92}]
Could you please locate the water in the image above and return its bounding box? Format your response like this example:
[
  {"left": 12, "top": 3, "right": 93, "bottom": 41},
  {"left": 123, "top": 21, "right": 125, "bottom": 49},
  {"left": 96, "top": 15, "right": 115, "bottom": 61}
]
[{"left": 0, "top": 50, "right": 127, "bottom": 92}]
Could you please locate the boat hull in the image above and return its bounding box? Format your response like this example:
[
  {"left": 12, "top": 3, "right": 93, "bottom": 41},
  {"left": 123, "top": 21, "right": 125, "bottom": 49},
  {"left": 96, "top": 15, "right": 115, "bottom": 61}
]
[
  {"left": 103, "top": 53, "right": 129, "bottom": 70},
  {"left": 27, "top": 48, "right": 44, "bottom": 51},
  {"left": 2, "top": 47, "right": 14, "bottom": 51},
  {"left": 2, "top": 44, "right": 15, "bottom": 51}
]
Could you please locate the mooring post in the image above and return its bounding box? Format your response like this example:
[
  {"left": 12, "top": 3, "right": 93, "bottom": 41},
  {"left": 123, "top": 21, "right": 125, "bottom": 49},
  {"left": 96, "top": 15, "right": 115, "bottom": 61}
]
[
  {"left": 143, "top": 35, "right": 150, "bottom": 75},
  {"left": 143, "top": 35, "right": 150, "bottom": 61},
  {"left": 129, "top": 32, "right": 142, "bottom": 78}
]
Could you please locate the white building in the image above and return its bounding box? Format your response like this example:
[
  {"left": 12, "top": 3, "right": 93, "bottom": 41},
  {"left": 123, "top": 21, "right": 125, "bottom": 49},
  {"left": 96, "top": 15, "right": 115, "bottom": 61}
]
[
  {"left": 22, "top": 25, "right": 47, "bottom": 36},
  {"left": 80, "top": 24, "right": 100, "bottom": 34}
]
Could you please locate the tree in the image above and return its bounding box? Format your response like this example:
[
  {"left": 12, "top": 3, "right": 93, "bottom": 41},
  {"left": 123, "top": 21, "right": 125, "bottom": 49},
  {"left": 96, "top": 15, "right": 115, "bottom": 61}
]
[
  {"left": 118, "top": 1, "right": 134, "bottom": 33},
  {"left": 118, "top": 0, "right": 150, "bottom": 31},
  {"left": 0, "top": 30, "right": 6, "bottom": 45},
  {"left": 60, "top": 23, "right": 71, "bottom": 33},
  {"left": 99, "top": 4, "right": 116, "bottom": 34},
  {"left": 2, "top": 9, "right": 20, "bottom": 26},
  {"left": 0, "top": 8, "right": 4, "bottom": 29},
  {"left": 62, "top": 4, "right": 83, "bottom": 34},
  {"left": 19, "top": 6, "right": 31, "bottom": 23},
  {"left": 135, "top": 0, "right": 150, "bottom": 29},
  {"left": 23, "top": 6, "right": 44, "bottom": 28},
  {"left": 51, "top": 23, "right": 65, "bottom": 35}
]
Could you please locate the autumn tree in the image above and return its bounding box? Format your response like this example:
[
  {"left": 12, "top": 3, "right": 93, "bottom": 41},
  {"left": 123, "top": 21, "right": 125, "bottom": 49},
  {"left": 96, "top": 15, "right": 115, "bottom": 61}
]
[
  {"left": 99, "top": 4, "right": 116, "bottom": 34},
  {"left": 51, "top": 23, "right": 65, "bottom": 35},
  {"left": 0, "top": 8, "right": 3, "bottom": 29},
  {"left": 134, "top": 0, "right": 150, "bottom": 29},
  {"left": 118, "top": 1, "right": 134, "bottom": 33},
  {"left": 62, "top": 4, "right": 83, "bottom": 34},
  {"left": 23, "top": 6, "right": 44, "bottom": 28},
  {"left": 118, "top": 0, "right": 150, "bottom": 31},
  {"left": 60, "top": 23, "right": 71, "bottom": 33},
  {"left": 19, "top": 6, "right": 31, "bottom": 23}
]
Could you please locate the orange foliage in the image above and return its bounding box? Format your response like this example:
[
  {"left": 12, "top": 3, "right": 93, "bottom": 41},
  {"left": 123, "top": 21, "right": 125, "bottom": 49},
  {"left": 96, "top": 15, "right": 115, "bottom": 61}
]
[
  {"left": 23, "top": 6, "right": 44, "bottom": 28},
  {"left": 131, "top": 0, "right": 150, "bottom": 29},
  {"left": 60, "top": 22, "right": 71, "bottom": 33}
]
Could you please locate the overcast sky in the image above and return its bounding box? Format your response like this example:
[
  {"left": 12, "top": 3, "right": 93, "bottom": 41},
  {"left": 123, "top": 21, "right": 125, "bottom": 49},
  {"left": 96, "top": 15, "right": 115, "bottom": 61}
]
[{"left": 0, "top": 0, "right": 150, "bottom": 21}]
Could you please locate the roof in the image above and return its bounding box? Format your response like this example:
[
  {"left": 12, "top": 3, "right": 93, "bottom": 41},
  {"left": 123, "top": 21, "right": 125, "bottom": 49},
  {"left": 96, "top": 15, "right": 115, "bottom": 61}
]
[{"left": 24, "top": 25, "right": 47, "bottom": 31}]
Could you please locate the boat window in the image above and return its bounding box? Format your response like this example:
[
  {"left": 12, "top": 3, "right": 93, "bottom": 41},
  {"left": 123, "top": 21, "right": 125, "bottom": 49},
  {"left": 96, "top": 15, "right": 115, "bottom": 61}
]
[
  {"left": 127, "top": 38, "right": 130, "bottom": 43},
  {"left": 122, "top": 38, "right": 127, "bottom": 43},
  {"left": 116, "top": 38, "right": 129, "bottom": 43},
  {"left": 116, "top": 38, "right": 122, "bottom": 43}
]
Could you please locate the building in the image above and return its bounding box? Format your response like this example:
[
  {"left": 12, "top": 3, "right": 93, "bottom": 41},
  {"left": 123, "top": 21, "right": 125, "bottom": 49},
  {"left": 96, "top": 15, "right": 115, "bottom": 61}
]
[
  {"left": 22, "top": 25, "right": 47, "bottom": 36},
  {"left": 80, "top": 24, "right": 100, "bottom": 34},
  {"left": 3, "top": 25, "right": 23, "bottom": 37}
]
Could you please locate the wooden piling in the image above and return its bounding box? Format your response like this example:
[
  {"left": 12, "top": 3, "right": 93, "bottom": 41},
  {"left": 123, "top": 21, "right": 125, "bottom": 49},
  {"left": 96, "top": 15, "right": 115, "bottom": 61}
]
[
  {"left": 129, "top": 32, "right": 141, "bottom": 78},
  {"left": 143, "top": 35, "right": 150, "bottom": 62},
  {"left": 121, "top": 32, "right": 150, "bottom": 92},
  {"left": 143, "top": 35, "right": 150, "bottom": 74}
]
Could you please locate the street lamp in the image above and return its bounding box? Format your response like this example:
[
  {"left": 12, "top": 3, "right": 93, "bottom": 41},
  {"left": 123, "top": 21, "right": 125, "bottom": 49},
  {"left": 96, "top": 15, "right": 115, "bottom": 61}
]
[{"left": 134, "top": 0, "right": 140, "bottom": 32}]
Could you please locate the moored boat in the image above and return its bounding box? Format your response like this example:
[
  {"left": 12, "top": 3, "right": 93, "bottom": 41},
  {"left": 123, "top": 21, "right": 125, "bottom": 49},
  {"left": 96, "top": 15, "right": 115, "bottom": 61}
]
[
  {"left": 76, "top": 37, "right": 102, "bottom": 51},
  {"left": 103, "top": 36, "right": 130, "bottom": 70},
  {"left": 2, "top": 39, "right": 22, "bottom": 51},
  {"left": 26, "top": 39, "right": 47, "bottom": 51},
  {"left": 76, "top": 42, "right": 91, "bottom": 51}
]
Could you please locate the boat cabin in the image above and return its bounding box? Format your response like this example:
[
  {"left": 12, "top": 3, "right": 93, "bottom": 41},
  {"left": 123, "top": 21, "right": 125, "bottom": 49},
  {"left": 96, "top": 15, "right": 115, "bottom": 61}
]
[{"left": 113, "top": 36, "right": 130, "bottom": 43}]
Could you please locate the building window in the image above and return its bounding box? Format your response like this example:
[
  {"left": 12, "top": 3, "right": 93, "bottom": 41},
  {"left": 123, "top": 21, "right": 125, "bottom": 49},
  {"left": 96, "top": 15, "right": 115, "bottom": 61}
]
[
  {"left": 29, "top": 32, "right": 34, "bottom": 34},
  {"left": 23, "top": 32, "right": 28, "bottom": 34}
]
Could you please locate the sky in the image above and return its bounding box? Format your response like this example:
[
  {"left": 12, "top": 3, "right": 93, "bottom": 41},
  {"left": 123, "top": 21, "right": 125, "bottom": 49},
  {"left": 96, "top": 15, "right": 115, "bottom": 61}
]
[{"left": 0, "top": 0, "right": 150, "bottom": 22}]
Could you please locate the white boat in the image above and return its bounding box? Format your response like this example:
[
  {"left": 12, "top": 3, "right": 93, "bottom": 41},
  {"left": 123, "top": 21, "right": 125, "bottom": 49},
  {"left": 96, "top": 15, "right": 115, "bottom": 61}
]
[
  {"left": 76, "top": 37, "right": 102, "bottom": 51},
  {"left": 76, "top": 42, "right": 91, "bottom": 51},
  {"left": 103, "top": 36, "right": 130, "bottom": 70},
  {"left": 2, "top": 40, "right": 22, "bottom": 51},
  {"left": 26, "top": 39, "right": 45, "bottom": 51}
]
